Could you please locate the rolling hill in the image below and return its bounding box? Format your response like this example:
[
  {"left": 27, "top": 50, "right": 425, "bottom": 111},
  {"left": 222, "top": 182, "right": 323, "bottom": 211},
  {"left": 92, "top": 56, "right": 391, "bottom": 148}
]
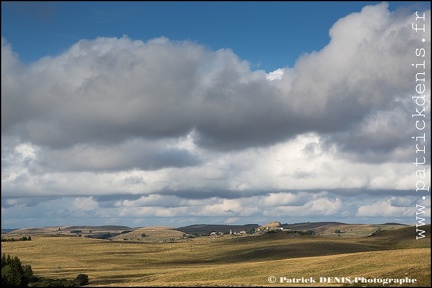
[{"left": 110, "top": 226, "right": 189, "bottom": 242}]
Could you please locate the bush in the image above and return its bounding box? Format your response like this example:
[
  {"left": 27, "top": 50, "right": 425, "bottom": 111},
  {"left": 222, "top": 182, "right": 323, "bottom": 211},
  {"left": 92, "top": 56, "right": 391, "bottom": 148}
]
[
  {"left": 1, "top": 254, "right": 89, "bottom": 287},
  {"left": 1, "top": 236, "right": 32, "bottom": 242},
  {"left": 1, "top": 253, "right": 32, "bottom": 287},
  {"left": 30, "top": 278, "right": 74, "bottom": 287},
  {"left": 23, "top": 265, "right": 37, "bottom": 283},
  {"left": 30, "top": 274, "right": 89, "bottom": 287},
  {"left": 2, "top": 265, "right": 22, "bottom": 288},
  {"left": 75, "top": 274, "right": 89, "bottom": 286}
]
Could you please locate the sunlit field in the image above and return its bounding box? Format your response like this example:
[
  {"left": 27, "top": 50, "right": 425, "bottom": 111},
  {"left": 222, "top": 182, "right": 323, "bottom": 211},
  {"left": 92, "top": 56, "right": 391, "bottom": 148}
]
[{"left": 1, "top": 225, "right": 430, "bottom": 287}]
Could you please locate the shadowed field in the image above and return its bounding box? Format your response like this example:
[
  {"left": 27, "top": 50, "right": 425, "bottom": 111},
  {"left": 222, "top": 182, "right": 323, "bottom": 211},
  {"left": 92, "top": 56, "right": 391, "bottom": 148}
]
[{"left": 1, "top": 225, "right": 430, "bottom": 287}]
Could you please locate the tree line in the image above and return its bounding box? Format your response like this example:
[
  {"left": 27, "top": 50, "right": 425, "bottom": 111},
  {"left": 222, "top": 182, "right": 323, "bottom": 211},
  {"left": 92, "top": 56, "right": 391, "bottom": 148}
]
[{"left": 1, "top": 236, "right": 32, "bottom": 242}]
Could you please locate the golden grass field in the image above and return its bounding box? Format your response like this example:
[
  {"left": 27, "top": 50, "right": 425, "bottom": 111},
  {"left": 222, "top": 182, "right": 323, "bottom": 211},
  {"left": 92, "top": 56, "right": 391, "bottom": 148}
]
[{"left": 1, "top": 225, "right": 430, "bottom": 287}]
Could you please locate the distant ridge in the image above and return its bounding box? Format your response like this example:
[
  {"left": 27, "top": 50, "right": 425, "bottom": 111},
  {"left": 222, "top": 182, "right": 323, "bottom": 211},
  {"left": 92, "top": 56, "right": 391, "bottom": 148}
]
[
  {"left": 4, "top": 225, "right": 134, "bottom": 236},
  {"left": 282, "top": 222, "right": 347, "bottom": 230},
  {"left": 3, "top": 222, "right": 412, "bottom": 238},
  {"left": 1, "top": 228, "right": 18, "bottom": 233},
  {"left": 67, "top": 225, "right": 131, "bottom": 230}
]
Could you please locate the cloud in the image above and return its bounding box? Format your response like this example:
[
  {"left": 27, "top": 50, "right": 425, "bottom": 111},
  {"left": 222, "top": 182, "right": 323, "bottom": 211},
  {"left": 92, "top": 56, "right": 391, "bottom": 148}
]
[
  {"left": 266, "top": 68, "right": 284, "bottom": 81},
  {"left": 116, "top": 192, "right": 341, "bottom": 219},
  {"left": 3, "top": 4, "right": 430, "bottom": 154},
  {"left": 72, "top": 196, "right": 99, "bottom": 212},
  {"left": 1, "top": 4, "right": 431, "bottom": 227},
  {"left": 2, "top": 192, "right": 429, "bottom": 228},
  {"left": 37, "top": 138, "right": 200, "bottom": 172},
  {"left": 357, "top": 197, "right": 430, "bottom": 218}
]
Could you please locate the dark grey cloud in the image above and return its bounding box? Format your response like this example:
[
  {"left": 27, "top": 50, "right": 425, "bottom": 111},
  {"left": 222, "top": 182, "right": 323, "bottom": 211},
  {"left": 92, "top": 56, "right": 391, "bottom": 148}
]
[
  {"left": 37, "top": 139, "right": 200, "bottom": 172},
  {"left": 157, "top": 188, "right": 273, "bottom": 200}
]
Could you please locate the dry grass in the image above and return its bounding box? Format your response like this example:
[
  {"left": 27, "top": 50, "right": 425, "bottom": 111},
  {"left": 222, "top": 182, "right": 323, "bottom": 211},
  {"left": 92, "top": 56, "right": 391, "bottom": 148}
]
[
  {"left": 313, "top": 224, "right": 403, "bottom": 237},
  {"left": 110, "top": 226, "right": 186, "bottom": 242},
  {"left": 1, "top": 226, "right": 430, "bottom": 287}
]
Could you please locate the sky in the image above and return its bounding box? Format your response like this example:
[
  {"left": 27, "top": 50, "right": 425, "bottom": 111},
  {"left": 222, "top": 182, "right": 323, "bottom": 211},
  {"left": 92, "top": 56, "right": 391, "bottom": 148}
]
[{"left": 1, "top": 1, "right": 431, "bottom": 229}]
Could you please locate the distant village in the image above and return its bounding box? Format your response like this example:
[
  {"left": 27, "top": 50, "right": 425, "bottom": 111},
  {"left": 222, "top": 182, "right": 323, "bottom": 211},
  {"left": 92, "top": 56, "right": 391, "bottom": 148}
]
[{"left": 206, "top": 221, "right": 315, "bottom": 237}]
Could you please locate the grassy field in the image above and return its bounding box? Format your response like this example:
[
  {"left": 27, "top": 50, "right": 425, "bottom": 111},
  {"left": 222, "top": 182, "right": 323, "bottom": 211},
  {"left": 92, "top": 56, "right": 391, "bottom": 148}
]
[{"left": 1, "top": 225, "right": 430, "bottom": 287}]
